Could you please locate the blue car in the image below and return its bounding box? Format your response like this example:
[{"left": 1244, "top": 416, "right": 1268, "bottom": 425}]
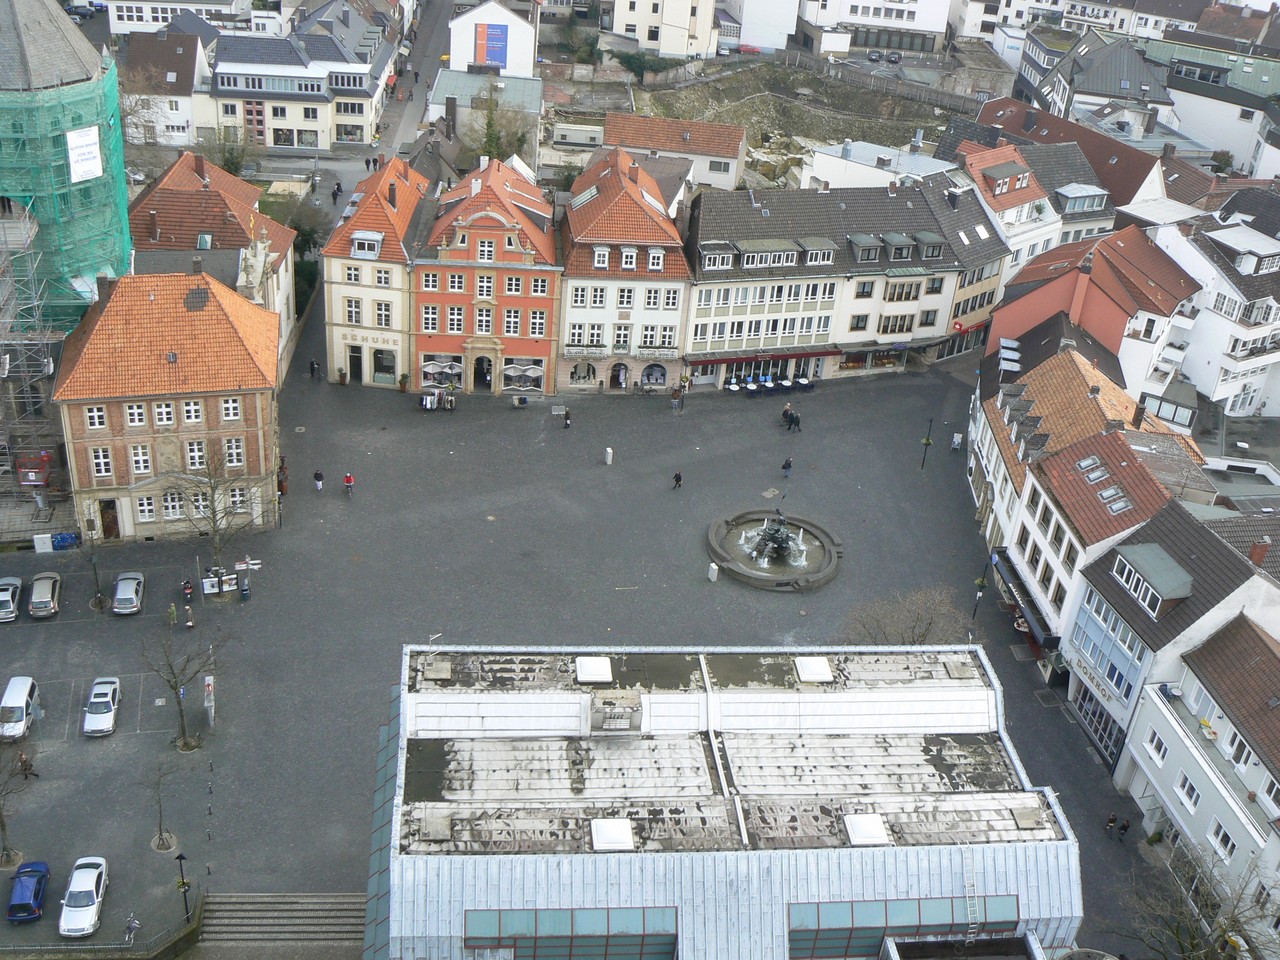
[{"left": 7, "top": 862, "right": 50, "bottom": 924}]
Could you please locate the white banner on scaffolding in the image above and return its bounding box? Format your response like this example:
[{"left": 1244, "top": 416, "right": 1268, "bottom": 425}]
[{"left": 66, "top": 125, "right": 103, "bottom": 184}]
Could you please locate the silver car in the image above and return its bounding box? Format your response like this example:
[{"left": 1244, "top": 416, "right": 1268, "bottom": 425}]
[
  {"left": 27, "top": 572, "right": 60, "bottom": 619},
  {"left": 82, "top": 678, "right": 120, "bottom": 737},
  {"left": 0, "top": 578, "right": 20, "bottom": 622},
  {"left": 110, "top": 572, "right": 144, "bottom": 615}
]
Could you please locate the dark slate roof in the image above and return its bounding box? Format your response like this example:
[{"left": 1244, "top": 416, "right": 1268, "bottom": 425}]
[
  {"left": 133, "top": 249, "right": 240, "bottom": 288},
  {"left": 1185, "top": 215, "right": 1280, "bottom": 302},
  {"left": 0, "top": 0, "right": 101, "bottom": 91},
  {"left": 1218, "top": 187, "right": 1280, "bottom": 239},
  {"left": 1082, "top": 499, "right": 1255, "bottom": 652},
  {"left": 934, "top": 117, "right": 1024, "bottom": 165},
  {"left": 120, "top": 31, "right": 202, "bottom": 97},
  {"left": 165, "top": 11, "right": 221, "bottom": 46},
  {"left": 1200, "top": 512, "right": 1280, "bottom": 579},
  {"left": 1042, "top": 35, "right": 1173, "bottom": 105},
  {"left": 683, "top": 174, "right": 1009, "bottom": 283},
  {"left": 1130, "top": 0, "right": 1210, "bottom": 21},
  {"left": 978, "top": 312, "right": 1123, "bottom": 401},
  {"left": 1017, "top": 142, "right": 1114, "bottom": 223},
  {"left": 1185, "top": 615, "right": 1280, "bottom": 782},
  {"left": 217, "top": 34, "right": 309, "bottom": 67}
]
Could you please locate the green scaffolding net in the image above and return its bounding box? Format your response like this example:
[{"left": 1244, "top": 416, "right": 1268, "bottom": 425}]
[{"left": 0, "top": 59, "right": 133, "bottom": 330}]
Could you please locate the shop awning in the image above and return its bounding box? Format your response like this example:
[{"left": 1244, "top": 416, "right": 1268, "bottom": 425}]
[
  {"left": 387, "top": 73, "right": 398, "bottom": 88},
  {"left": 684, "top": 343, "right": 842, "bottom": 366},
  {"left": 991, "top": 548, "right": 1058, "bottom": 650}
]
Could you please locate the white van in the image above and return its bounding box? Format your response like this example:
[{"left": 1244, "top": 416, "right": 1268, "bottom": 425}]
[{"left": 0, "top": 677, "right": 39, "bottom": 741}]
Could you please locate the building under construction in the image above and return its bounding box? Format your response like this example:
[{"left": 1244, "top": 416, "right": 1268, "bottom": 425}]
[{"left": 0, "top": 0, "right": 133, "bottom": 540}]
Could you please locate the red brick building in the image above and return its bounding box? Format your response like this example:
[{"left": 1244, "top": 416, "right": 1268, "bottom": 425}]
[{"left": 415, "top": 158, "right": 561, "bottom": 396}]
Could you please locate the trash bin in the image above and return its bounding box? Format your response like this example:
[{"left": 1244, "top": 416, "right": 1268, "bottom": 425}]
[{"left": 239, "top": 575, "right": 251, "bottom": 601}]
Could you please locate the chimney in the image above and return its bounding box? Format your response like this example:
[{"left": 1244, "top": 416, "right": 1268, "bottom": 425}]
[
  {"left": 1089, "top": 384, "right": 1101, "bottom": 397},
  {"left": 1145, "top": 108, "right": 1158, "bottom": 136},
  {"left": 389, "top": 178, "right": 397, "bottom": 209},
  {"left": 149, "top": 209, "right": 159, "bottom": 242},
  {"left": 1162, "top": 142, "right": 1176, "bottom": 159},
  {"left": 909, "top": 140, "right": 920, "bottom": 154},
  {"left": 194, "top": 153, "right": 205, "bottom": 181},
  {"left": 629, "top": 161, "right": 639, "bottom": 182},
  {"left": 192, "top": 256, "right": 203, "bottom": 274},
  {"left": 1022, "top": 110, "right": 1038, "bottom": 132},
  {"left": 1131, "top": 401, "right": 1146, "bottom": 428},
  {"left": 887, "top": 180, "right": 897, "bottom": 196},
  {"left": 1250, "top": 536, "right": 1272, "bottom": 567},
  {"left": 472, "top": 177, "right": 481, "bottom": 197},
  {"left": 95, "top": 273, "right": 112, "bottom": 304},
  {"left": 341, "top": 2, "right": 349, "bottom": 25},
  {"left": 479, "top": 155, "right": 490, "bottom": 171},
  {"left": 841, "top": 138, "right": 854, "bottom": 160},
  {"left": 875, "top": 154, "right": 892, "bottom": 169}
]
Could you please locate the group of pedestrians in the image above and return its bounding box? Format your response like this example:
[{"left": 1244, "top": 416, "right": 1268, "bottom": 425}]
[
  {"left": 1104, "top": 812, "right": 1131, "bottom": 841},
  {"left": 313, "top": 470, "right": 355, "bottom": 496},
  {"left": 672, "top": 402, "right": 804, "bottom": 491}
]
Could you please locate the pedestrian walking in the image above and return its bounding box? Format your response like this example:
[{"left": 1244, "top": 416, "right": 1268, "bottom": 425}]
[
  {"left": 672, "top": 471, "right": 682, "bottom": 489},
  {"left": 309, "top": 358, "right": 319, "bottom": 379},
  {"left": 365, "top": 157, "right": 371, "bottom": 172},
  {"left": 1105, "top": 812, "right": 1117, "bottom": 835},
  {"left": 781, "top": 402, "right": 791, "bottom": 425},
  {"left": 184, "top": 604, "right": 194, "bottom": 629},
  {"left": 782, "top": 457, "right": 793, "bottom": 479},
  {"left": 1117, "top": 818, "right": 1130, "bottom": 841},
  {"left": 331, "top": 187, "right": 339, "bottom": 206},
  {"left": 314, "top": 470, "right": 324, "bottom": 492},
  {"left": 335, "top": 180, "right": 343, "bottom": 194},
  {"left": 790, "top": 412, "right": 802, "bottom": 432},
  {"left": 168, "top": 602, "right": 178, "bottom": 626},
  {"left": 414, "top": 70, "right": 420, "bottom": 83},
  {"left": 372, "top": 156, "right": 379, "bottom": 171},
  {"left": 563, "top": 409, "right": 572, "bottom": 429},
  {"left": 18, "top": 752, "right": 37, "bottom": 779},
  {"left": 408, "top": 88, "right": 413, "bottom": 101}
]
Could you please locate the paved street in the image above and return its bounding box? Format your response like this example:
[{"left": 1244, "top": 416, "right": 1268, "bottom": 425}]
[{"left": 0, "top": 312, "right": 1164, "bottom": 955}]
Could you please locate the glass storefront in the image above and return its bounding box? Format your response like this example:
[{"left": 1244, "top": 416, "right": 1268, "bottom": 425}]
[
  {"left": 503, "top": 358, "right": 545, "bottom": 392},
  {"left": 421, "top": 354, "right": 463, "bottom": 387}
]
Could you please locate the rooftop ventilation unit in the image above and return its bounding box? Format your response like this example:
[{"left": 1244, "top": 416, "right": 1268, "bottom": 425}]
[
  {"left": 843, "top": 814, "right": 892, "bottom": 847},
  {"left": 794, "top": 656, "right": 834, "bottom": 683},
  {"left": 591, "top": 819, "right": 635, "bottom": 852},
  {"left": 576, "top": 656, "right": 613, "bottom": 684}
]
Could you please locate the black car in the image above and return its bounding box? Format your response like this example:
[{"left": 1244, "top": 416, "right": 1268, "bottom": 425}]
[
  {"left": 65, "top": 5, "right": 95, "bottom": 16},
  {"left": 887, "top": 51, "right": 902, "bottom": 63},
  {"left": 867, "top": 49, "right": 882, "bottom": 62}
]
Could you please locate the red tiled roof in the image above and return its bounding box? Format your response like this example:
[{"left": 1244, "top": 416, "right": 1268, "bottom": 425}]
[
  {"left": 956, "top": 142, "right": 1048, "bottom": 214},
  {"left": 428, "top": 159, "right": 555, "bottom": 266},
  {"left": 1032, "top": 431, "right": 1170, "bottom": 546},
  {"left": 603, "top": 113, "right": 745, "bottom": 160},
  {"left": 977, "top": 98, "right": 1159, "bottom": 206},
  {"left": 53, "top": 273, "right": 279, "bottom": 402},
  {"left": 982, "top": 349, "right": 1178, "bottom": 493},
  {"left": 322, "top": 158, "right": 432, "bottom": 264},
  {"left": 130, "top": 152, "right": 297, "bottom": 272},
  {"left": 1196, "top": 2, "right": 1269, "bottom": 41},
  {"left": 566, "top": 147, "right": 685, "bottom": 250}
]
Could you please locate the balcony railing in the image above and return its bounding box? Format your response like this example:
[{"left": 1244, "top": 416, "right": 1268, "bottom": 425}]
[{"left": 1222, "top": 341, "right": 1280, "bottom": 370}]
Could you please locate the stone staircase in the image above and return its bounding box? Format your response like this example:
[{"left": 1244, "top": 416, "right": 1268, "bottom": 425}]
[{"left": 200, "top": 893, "right": 366, "bottom": 943}]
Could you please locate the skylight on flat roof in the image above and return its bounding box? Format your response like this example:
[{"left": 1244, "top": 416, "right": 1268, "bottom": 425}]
[
  {"left": 591, "top": 818, "right": 635, "bottom": 851},
  {"left": 576, "top": 656, "right": 613, "bottom": 683},
  {"left": 843, "top": 814, "right": 892, "bottom": 847},
  {"left": 795, "top": 656, "right": 834, "bottom": 683}
]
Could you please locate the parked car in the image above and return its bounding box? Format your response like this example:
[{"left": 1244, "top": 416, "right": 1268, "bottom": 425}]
[
  {"left": 82, "top": 678, "right": 120, "bottom": 737},
  {"left": 0, "top": 677, "right": 39, "bottom": 741},
  {"left": 58, "top": 858, "right": 107, "bottom": 938},
  {"left": 7, "top": 862, "right": 50, "bottom": 924},
  {"left": 67, "top": 13, "right": 82, "bottom": 22},
  {"left": 717, "top": 46, "right": 730, "bottom": 56},
  {"left": 0, "top": 578, "right": 20, "bottom": 623},
  {"left": 90, "top": 0, "right": 107, "bottom": 9},
  {"left": 110, "top": 572, "right": 143, "bottom": 615},
  {"left": 64, "top": 5, "right": 95, "bottom": 17},
  {"left": 887, "top": 51, "right": 902, "bottom": 63},
  {"left": 867, "top": 49, "right": 882, "bottom": 61},
  {"left": 738, "top": 44, "right": 761, "bottom": 55},
  {"left": 124, "top": 167, "right": 146, "bottom": 184},
  {"left": 27, "top": 573, "right": 60, "bottom": 619}
]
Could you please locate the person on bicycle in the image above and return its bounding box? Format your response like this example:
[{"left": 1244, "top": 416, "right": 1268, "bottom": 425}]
[{"left": 343, "top": 472, "right": 355, "bottom": 494}]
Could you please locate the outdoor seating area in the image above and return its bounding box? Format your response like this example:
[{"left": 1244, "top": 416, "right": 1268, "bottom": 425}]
[{"left": 724, "top": 376, "right": 816, "bottom": 396}]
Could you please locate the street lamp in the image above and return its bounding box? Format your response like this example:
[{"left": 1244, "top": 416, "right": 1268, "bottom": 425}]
[
  {"left": 175, "top": 852, "right": 191, "bottom": 924},
  {"left": 88, "top": 549, "right": 104, "bottom": 612},
  {"left": 920, "top": 417, "right": 934, "bottom": 470},
  {"left": 972, "top": 576, "right": 988, "bottom": 620}
]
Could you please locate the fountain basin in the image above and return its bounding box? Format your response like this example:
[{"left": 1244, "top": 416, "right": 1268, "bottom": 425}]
[{"left": 706, "top": 510, "right": 843, "bottom": 592}]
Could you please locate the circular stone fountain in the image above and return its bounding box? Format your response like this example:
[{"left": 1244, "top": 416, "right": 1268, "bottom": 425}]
[{"left": 706, "top": 509, "right": 843, "bottom": 592}]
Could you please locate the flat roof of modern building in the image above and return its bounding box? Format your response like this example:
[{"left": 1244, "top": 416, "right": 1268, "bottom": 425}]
[{"left": 398, "top": 648, "right": 1065, "bottom": 857}]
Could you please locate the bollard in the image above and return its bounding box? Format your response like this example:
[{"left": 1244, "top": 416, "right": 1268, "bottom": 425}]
[
  {"left": 708, "top": 562, "right": 719, "bottom": 582},
  {"left": 605, "top": 447, "right": 614, "bottom": 465}
]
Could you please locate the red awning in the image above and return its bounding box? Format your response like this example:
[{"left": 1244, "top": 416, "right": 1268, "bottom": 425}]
[{"left": 386, "top": 73, "right": 397, "bottom": 88}]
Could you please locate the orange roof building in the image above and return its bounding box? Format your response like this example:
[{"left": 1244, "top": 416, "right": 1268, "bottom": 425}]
[
  {"left": 321, "top": 158, "right": 434, "bottom": 388},
  {"left": 52, "top": 272, "right": 281, "bottom": 544},
  {"left": 413, "top": 157, "right": 561, "bottom": 396},
  {"left": 603, "top": 113, "right": 746, "bottom": 191},
  {"left": 130, "top": 151, "right": 301, "bottom": 382},
  {"left": 559, "top": 148, "right": 690, "bottom": 394}
]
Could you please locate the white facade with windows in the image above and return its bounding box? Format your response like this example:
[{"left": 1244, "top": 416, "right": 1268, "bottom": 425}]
[
  {"left": 447, "top": 0, "right": 538, "bottom": 79},
  {"left": 105, "top": 0, "right": 249, "bottom": 35},
  {"left": 324, "top": 236, "right": 413, "bottom": 387},
  {"left": 605, "top": 0, "right": 719, "bottom": 58}
]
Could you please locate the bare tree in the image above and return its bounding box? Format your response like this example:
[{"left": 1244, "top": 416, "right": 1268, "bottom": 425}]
[
  {"left": 139, "top": 760, "right": 177, "bottom": 851},
  {"left": 462, "top": 96, "right": 534, "bottom": 169},
  {"left": 0, "top": 742, "right": 34, "bottom": 867},
  {"left": 142, "top": 618, "right": 223, "bottom": 751},
  {"left": 838, "top": 584, "right": 971, "bottom": 646},
  {"left": 190, "top": 124, "right": 263, "bottom": 179},
  {"left": 1116, "top": 840, "right": 1280, "bottom": 960},
  {"left": 164, "top": 440, "right": 274, "bottom": 574},
  {"left": 117, "top": 62, "right": 171, "bottom": 158}
]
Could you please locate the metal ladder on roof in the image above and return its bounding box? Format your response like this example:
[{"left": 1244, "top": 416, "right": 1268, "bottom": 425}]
[{"left": 961, "top": 843, "right": 980, "bottom": 945}]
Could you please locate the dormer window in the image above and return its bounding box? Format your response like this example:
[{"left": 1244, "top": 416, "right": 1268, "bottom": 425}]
[
  {"left": 1113, "top": 554, "right": 1163, "bottom": 617},
  {"left": 649, "top": 248, "right": 665, "bottom": 271},
  {"left": 859, "top": 247, "right": 879, "bottom": 262},
  {"left": 891, "top": 245, "right": 911, "bottom": 261},
  {"left": 1016, "top": 172, "right": 1030, "bottom": 189},
  {"left": 704, "top": 253, "right": 732, "bottom": 269},
  {"left": 994, "top": 178, "right": 1010, "bottom": 195},
  {"left": 594, "top": 247, "right": 609, "bottom": 269},
  {"left": 621, "top": 248, "right": 637, "bottom": 270},
  {"left": 806, "top": 249, "right": 834, "bottom": 265},
  {"left": 1260, "top": 255, "right": 1280, "bottom": 274},
  {"left": 351, "top": 230, "right": 383, "bottom": 259},
  {"left": 1111, "top": 545, "right": 1192, "bottom": 620},
  {"left": 456, "top": 233, "right": 468, "bottom": 247}
]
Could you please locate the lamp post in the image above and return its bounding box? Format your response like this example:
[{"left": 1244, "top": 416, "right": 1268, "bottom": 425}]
[
  {"left": 972, "top": 576, "right": 988, "bottom": 620},
  {"left": 920, "top": 417, "right": 934, "bottom": 471},
  {"left": 88, "top": 548, "right": 104, "bottom": 613},
  {"left": 175, "top": 852, "right": 191, "bottom": 924}
]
